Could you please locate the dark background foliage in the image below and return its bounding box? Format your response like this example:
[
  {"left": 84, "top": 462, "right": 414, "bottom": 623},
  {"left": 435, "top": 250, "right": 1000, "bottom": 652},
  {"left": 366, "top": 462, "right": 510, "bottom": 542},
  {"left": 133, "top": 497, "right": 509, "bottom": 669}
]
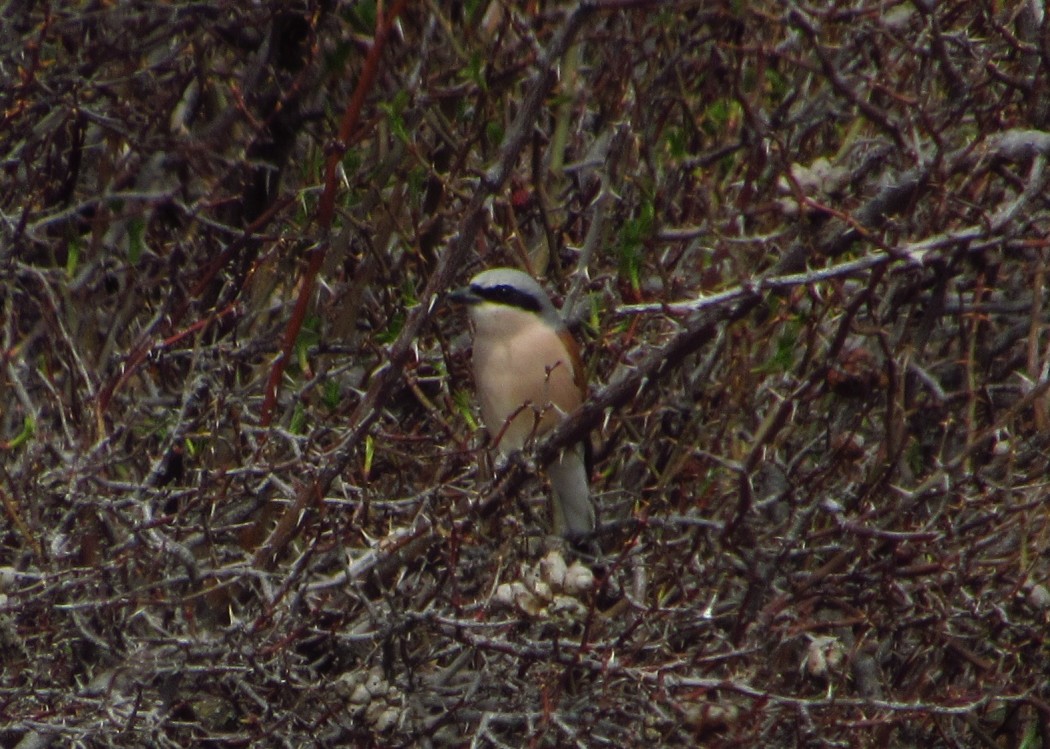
[{"left": 2, "top": 1, "right": 1049, "bottom": 746}]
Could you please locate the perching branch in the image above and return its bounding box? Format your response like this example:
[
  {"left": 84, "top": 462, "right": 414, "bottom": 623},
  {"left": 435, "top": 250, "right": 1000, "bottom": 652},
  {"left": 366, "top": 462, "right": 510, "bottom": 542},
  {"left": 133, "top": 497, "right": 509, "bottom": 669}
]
[
  {"left": 252, "top": 2, "right": 601, "bottom": 567},
  {"left": 258, "top": 0, "right": 410, "bottom": 428}
]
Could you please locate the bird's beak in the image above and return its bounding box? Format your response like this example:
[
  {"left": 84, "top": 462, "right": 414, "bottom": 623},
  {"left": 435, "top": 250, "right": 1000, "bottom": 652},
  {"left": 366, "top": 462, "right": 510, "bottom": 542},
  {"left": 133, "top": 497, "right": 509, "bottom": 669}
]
[{"left": 447, "top": 286, "right": 480, "bottom": 306}]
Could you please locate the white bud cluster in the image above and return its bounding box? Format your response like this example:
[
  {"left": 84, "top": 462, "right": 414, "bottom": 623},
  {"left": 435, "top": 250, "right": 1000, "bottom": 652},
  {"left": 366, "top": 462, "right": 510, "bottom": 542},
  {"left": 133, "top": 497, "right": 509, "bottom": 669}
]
[
  {"left": 493, "top": 550, "right": 595, "bottom": 618},
  {"left": 342, "top": 666, "right": 403, "bottom": 732}
]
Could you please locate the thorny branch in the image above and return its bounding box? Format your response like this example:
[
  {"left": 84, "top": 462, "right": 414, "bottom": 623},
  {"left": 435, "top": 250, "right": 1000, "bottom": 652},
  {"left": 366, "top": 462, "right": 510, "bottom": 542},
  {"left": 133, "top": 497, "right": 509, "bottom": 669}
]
[{"left": 3, "top": 3, "right": 1050, "bottom": 747}]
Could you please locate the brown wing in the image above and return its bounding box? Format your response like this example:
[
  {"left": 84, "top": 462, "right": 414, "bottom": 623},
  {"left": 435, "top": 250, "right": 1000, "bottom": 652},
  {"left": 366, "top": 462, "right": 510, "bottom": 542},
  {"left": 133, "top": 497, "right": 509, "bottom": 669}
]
[
  {"left": 557, "top": 327, "right": 587, "bottom": 398},
  {"left": 557, "top": 325, "right": 592, "bottom": 475}
]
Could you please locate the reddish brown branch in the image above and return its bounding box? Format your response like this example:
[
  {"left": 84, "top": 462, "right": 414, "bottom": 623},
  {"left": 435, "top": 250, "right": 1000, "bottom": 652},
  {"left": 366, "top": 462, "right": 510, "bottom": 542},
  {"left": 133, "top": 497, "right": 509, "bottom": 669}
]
[
  {"left": 252, "top": 3, "right": 598, "bottom": 568},
  {"left": 258, "top": 0, "right": 409, "bottom": 428}
]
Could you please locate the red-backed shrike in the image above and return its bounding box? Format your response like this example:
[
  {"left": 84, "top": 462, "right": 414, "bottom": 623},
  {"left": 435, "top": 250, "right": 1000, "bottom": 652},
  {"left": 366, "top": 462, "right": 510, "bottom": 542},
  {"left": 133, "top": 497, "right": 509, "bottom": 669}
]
[{"left": 450, "top": 268, "right": 595, "bottom": 540}]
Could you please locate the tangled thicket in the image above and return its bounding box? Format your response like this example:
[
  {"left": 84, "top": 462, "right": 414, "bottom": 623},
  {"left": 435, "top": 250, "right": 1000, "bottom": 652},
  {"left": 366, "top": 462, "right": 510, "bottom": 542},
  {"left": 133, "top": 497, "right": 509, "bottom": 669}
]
[{"left": 3, "top": 1, "right": 1050, "bottom": 746}]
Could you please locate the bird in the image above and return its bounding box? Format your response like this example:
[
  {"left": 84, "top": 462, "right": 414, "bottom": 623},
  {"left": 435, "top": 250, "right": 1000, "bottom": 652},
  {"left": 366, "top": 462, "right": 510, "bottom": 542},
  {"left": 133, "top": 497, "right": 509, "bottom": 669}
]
[{"left": 449, "top": 267, "right": 595, "bottom": 540}]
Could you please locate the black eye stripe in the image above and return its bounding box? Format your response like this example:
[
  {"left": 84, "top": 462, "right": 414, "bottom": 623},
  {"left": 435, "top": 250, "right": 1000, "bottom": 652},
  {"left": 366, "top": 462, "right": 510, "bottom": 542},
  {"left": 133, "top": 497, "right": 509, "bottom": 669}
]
[{"left": 472, "top": 283, "right": 543, "bottom": 313}]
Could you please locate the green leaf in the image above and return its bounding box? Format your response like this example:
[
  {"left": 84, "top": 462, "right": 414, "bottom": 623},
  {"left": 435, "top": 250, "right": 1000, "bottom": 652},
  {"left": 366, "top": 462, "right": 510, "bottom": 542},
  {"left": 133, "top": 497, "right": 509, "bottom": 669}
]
[
  {"left": 1019, "top": 718, "right": 1040, "bottom": 749},
  {"left": 290, "top": 402, "right": 307, "bottom": 435},
  {"left": 343, "top": 0, "right": 376, "bottom": 34},
  {"left": 378, "top": 89, "right": 411, "bottom": 144},
  {"left": 617, "top": 197, "right": 655, "bottom": 293},
  {"left": 701, "top": 98, "right": 742, "bottom": 138},
  {"left": 6, "top": 416, "right": 34, "bottom": 450},
  {"left": 485, "top": 120, "right": 504, "bottom": 147},
  {"left": 407, "top": 166, "right": 427, "bottom": 199},
  {"left": 464, "top": 0, "right": 486, "bottom": 24},
  {"left": 463, "top": 51, "right": 487, "bottom": 91},
  {"left": 400, "top": 277, "right": 419, "bottom": 307},
  {"left": 664, "top": 125, "right": 688, "bottom": 159},
  {"left": 127, "top": 216, "right": 146, "bottom": 263},
  {"left": 342, "top": 149, "right": 361, "bottom": 176},
  {"left": 377, "top": 310, "right": 404, "bottom": 344},
  {"left": 905, "top": 438, "right": 924, "bottom": 476},
  {"left": 66, "top": 236, "right": 80, "bottom": 278},
  {"left": 765, "top": 68, "right": 788, "bottom": 100},
  {"left": 323, "top": 379, "right": 341, "bottom": 411},
  {"left": 756, "top": 320, "right": 801, "bottom": 373},
  {"left": 454, "top": 390, "right": 478, "bottom": 430},
  {"left": 295, "top": 315, "right": 321, "bottom": 373},
  {"left": 325, "top": 39, "right": 355, "bottom": 75},
  {"left": 364, "top": 433, "right": 375, "bottom": 476}
]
